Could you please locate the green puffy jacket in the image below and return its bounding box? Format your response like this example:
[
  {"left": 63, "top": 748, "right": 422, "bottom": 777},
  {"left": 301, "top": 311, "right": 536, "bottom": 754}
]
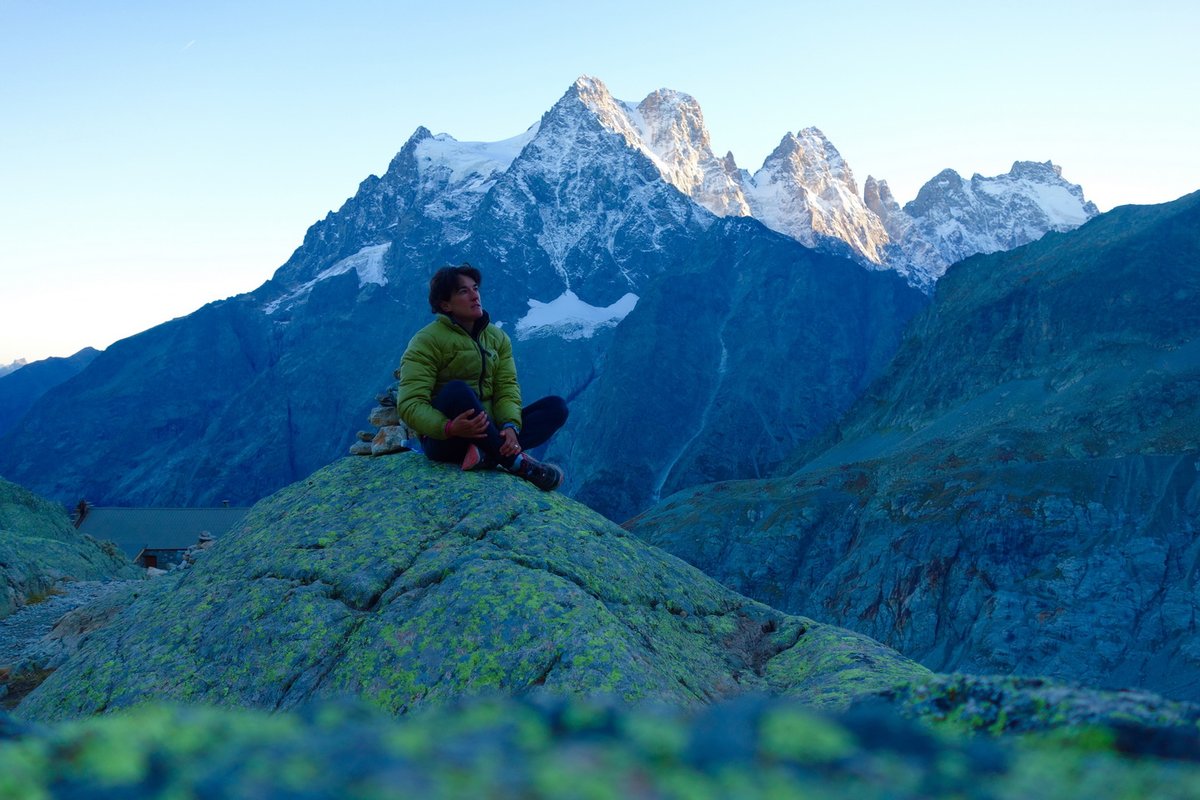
[{"left": 394, "top": 312, "right": 522, "bottom": 440}]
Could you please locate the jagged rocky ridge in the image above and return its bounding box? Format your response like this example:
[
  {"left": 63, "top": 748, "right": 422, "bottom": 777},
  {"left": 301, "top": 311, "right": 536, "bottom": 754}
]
[
  {"left": 504, "top": 79, "right": 1098, "bottom": 291},
  {"left": 629, "top": 191, "right": 1200, "bottom": 700},
  {"left": 861, "top": 160, "right": 1097, "bottom": 290}
]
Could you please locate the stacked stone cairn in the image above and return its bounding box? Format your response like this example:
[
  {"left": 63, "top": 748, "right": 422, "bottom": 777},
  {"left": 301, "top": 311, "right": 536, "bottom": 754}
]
[
  {"left": 350, "top": 384, "right": 420, "bottom": 457},
  {"left": 180, "top": 532, "right": 216, "bottom": 568}
]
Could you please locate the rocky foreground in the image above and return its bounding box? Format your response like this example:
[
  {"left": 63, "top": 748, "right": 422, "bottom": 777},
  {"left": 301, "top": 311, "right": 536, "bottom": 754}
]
[
  {"left": 4, "top": 692, "right": 1200, "bottom": 799},
  {"left": 17, "top": 454, "right": 927, "bottom": 721},
  {"left": 7, "top": 456, "right": 1200, "bottom": 795}
]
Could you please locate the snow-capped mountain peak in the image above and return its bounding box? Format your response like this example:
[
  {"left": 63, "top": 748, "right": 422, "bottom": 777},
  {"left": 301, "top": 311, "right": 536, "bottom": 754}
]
[
  {"left": 892, "top": 160, "right": 1100, "bottom": 289},
  {"left": 558, "top": 77, "right": 748, "bottom": 218},
  {"left": 745, "top": 127, "right": 890, "bottom": 264},
  {"left": 412, "top": 125, "right": 541, "bottom": 235},
  {"left": 783, "top": 128, "right": 855, "bottom": 188},
  {"left": 566, "top": 75, "right": 650, "bottom": 156},
  {"left": 630, "top": 89, "right": 750, "bottom": 217},
  {"left": 467, "top": 76, "right": 720, "bottom": 300},
  {"left": 973, "top": 160, "right": 1096, "bottom": 228},
  {"left": 262, "top": 77, "right": 1100, "bottom": 309}
]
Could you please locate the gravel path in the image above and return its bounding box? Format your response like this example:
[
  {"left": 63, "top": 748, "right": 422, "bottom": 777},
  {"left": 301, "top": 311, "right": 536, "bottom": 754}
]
[{"left": 0, "top": 580, "right": 139, "bottom": 668}]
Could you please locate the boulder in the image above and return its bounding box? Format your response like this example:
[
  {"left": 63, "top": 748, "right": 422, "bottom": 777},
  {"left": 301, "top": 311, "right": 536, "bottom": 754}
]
[
  {"left": 370, "top": 425, "right": 408, "bottom": 455},
  {"left": 367, "top": 405, "right": 399, "bottom": 428}
]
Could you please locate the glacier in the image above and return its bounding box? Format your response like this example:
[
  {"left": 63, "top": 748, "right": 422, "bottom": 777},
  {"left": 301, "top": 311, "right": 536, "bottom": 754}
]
[
  {"left": 264, "top": 242, "right": 392, "bottom": 315},
  {"left": 514, "top": 290, "right": 639, "bottom": 341}
]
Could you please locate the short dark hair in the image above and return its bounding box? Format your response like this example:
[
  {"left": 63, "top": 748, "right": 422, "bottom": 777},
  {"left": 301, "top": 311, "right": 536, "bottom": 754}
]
[{"left": 428, "top": 263, "right": 482, "bottom": 314}]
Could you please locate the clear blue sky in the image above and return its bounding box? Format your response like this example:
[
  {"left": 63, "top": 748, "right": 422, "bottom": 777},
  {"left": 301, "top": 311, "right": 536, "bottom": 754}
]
[{"left": 2, "top": 0, "right": 1197, "bottom": 364}]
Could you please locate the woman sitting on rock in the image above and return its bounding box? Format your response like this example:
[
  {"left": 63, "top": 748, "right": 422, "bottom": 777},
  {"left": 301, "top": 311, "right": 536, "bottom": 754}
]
[{"left": 395, "top": 263, "right": 568, "bottom": 491}]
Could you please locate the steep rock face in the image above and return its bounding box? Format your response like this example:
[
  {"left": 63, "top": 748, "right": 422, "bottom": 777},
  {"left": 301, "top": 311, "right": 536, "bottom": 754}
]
[
  {"left": 746, "top": 128, "right": 891, "bottom": 265},
  {"left": 632, "top": 454, "right": 1200, "bottom": 699},
  {"left": 629, "top": 192, "right": 1200, "bottom": 699},
  {"left": 865, "top": 176, "right": 936, "bottom": 269},
  {"left": 550, "top": 218, "right": 925, "bottom": 522},
  {"left": 819, "top": 191, "right": 1199, "bottom": 455},
  {"left": 0, "top": 478, "right": 138, "bottom": 620},
  {"left": 19, "top": 455, "right": 926, "bottom": 721},
  {"left": 462, "top": 76, "right": 717, "bottom": 308},
  {"left": 632, "top": 88, "right": 750, "bottom": 218},
  {"left": 0, "top": 348, "right": 99, "bottom": 439}
]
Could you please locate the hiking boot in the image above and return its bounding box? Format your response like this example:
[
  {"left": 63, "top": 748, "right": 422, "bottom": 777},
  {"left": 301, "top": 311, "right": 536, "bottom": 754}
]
[{"left": 511, "top": 453, "right": 564, "bottom": 491}]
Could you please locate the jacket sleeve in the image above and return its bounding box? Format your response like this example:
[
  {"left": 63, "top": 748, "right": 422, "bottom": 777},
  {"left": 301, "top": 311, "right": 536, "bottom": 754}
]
[
  {"left": 395, "top": 331, "right": 450, "bottom": 439},
  {"left": 491, "top": 330, "right": 523, "bottom": 430}
]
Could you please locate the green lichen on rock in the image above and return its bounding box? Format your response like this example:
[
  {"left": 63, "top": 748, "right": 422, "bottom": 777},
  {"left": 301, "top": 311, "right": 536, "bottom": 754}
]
[
  {"left": 4, "top": 696, "right": 1200, "bottom": 799},
  {"left": 19, "top": 455, "right": 928, "bottom": 721},
  {"left": 0, "top": 477, "right": 139, "bottom": 620},
  {"left": 888, "top": 673, "right": 1200, "bottom": 734}
]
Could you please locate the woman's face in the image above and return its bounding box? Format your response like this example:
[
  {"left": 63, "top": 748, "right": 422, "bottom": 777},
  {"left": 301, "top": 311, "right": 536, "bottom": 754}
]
[{"left": 440, "top": 274, "right": 483, "bottom": 325}]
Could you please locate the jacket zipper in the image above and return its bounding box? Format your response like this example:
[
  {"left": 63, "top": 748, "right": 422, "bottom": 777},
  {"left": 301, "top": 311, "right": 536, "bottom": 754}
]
[
  {"left": 469, "top": 324, "right": 487, "bottom": 399},
  {"left": 450, "top": 315, "right": 488, "bottom": 400}
]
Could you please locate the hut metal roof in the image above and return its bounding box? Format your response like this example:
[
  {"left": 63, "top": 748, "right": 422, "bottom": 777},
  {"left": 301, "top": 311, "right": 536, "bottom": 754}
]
[{"left": 77, "top": 507, "right": 250, "bottom": 558}]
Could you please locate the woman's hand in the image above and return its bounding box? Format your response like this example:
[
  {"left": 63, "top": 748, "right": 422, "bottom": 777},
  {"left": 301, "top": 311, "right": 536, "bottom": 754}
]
[
  {"left": 499, "top": 427, "right": 521, "bottom": 457},
  {"left": 449, "top": 409, "right": 489, "bottom": 439}
]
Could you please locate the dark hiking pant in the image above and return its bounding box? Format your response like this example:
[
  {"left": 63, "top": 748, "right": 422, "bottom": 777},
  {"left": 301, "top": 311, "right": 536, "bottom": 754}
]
[{"left": 421, "top": 380, "right": 568, "bottom": 469}]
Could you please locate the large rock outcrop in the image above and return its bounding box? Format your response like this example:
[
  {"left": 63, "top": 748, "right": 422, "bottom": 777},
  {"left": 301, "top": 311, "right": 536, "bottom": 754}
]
[
  {"left": 18, "top": 455, "right": 926, "bottom": 721},
  {"left": 629, "top": 191, "right": 1200, "bottom": 700},
  {"left": 0, "top": 477, "right": 138, "bottom": 621}
]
